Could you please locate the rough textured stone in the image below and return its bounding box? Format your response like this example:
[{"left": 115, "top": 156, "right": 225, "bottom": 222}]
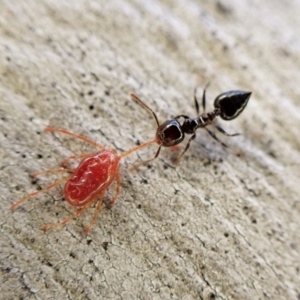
[{"left": 1, "top": 1, "right": 299, "bottom": 299}]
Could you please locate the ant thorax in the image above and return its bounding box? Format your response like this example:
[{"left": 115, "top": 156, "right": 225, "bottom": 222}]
[
  {"left": 181, "top": 109, "right": 219, "bottom": 135},
  {"left": 181, "top": 118, "right": 199, "bottom": 134}
]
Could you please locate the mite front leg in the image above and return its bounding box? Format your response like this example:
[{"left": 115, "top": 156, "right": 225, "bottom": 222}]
[{"left": 109, "top": 168, "right": 121, "bottom": 207}]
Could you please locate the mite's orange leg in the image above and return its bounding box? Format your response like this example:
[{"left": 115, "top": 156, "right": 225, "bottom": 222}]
[
  {"left": 59, "top": 152, "right": 94, "bottom": 167},
  {"left": 109, "top": 168, "right": 121, "bottom": 206},
  {"left": 84, "top": 193, "right": 105, "bottom": 234},
  {"left": 45, "top": 127, "right": 105, "bottom": 150},
  {"left": 32, "top": 168, "right": 74, "bottom": 177},
  {"left": 41, "top": 195, "right": 98, "bottom": 231},
  {"left": 120, "top": 138, "right": 157, "bottom": 159},
  {"left": 11, "top": 176, "right": 71, "bottom": 210},
  {"left": 119, "top": 138, "right": 158, "bottom": 172}
]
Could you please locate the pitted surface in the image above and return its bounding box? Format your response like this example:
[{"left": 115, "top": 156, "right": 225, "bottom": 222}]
[{"left": 1, "top": 1, "right": 300, "bottom": 299}]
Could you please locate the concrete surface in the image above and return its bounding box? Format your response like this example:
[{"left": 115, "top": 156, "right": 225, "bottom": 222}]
[{"left": 0, "top": 0, "right": 300, "bottom": 299}]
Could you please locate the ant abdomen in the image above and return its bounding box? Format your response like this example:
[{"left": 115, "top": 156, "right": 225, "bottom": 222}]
[{"left": 214, "top": 90, "right": 251, "bottom": 120}]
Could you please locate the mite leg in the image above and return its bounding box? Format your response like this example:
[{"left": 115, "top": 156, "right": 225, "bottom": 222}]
[
  {"left": 41, "top": 195, "right": 98, "bottom": 231},
  {"left": 11, "top": 176, "right": 70, "bottom": 210},
  {"left": 59, "top": 152, "right": 94, "bottom": 167},
  {"left": 175, "top": 134, "right": 196, "bottom": 164},
  {"left": 84, "top": 193, "right": 105, "bottom": 234},
  {"left": 205, "top": 128, "right": 228, "bottom": 148},
  {"left": 215, "top": 125, "right": 240, "bottom": 137},
  {"left": 129, "top": 145, "right": 162, "bottom": 172},
  {"left": 120, "top": 138, "right": 157, "bottom": 159},
  {"left": 109, "top": 168, "right": 121, "bottom": 207},
  {"left": 32, "top": 168, "right": 74, "bottom": 177},
  {"left": 45, "top": 127, "right": 105, "bottom": 150}
]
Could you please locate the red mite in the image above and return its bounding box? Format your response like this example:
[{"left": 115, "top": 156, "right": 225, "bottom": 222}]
[{"left": 11, "top": 127, "right": 155, "bottom": 234}]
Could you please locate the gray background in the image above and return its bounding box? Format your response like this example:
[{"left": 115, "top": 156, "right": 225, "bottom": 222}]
[{"left": 1, "top": 1, "right": 300, "bottom": 299}]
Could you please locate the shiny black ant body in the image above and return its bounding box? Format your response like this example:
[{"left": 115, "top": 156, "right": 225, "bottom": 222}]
[{"left": 130, "top": 86, "right": 251, "bottom": 167}]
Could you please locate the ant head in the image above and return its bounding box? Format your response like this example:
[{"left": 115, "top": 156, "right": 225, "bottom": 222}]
[
  {"left": 156, "top": 119, "right": 184, "bottom": 147},
  {"left": 214, "top": 90, "right": 252, "bottom": 120}
]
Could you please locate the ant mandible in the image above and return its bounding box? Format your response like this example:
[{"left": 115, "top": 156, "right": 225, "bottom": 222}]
[
  {"left": 11, "top": 127, "right": 155, "bottom": 234},
  {"left": 130, "top": 85, "right": 251, "bottom": 168}
]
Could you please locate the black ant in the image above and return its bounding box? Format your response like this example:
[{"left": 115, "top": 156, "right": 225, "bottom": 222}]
[{"left": 130, "top": 85, "right": 251, "bottom": 168}]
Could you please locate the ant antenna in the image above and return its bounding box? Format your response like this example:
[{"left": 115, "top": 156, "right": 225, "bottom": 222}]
[{"left": 130, "top": 93, "right": 160, "bottom": 127}]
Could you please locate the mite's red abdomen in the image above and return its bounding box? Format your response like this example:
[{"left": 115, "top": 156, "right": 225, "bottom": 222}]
[{"left": 64, "top": 150, "right": 120, "bottom": 206}]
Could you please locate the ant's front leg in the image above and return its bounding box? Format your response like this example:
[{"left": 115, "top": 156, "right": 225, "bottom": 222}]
[
  {"left": 129, "top": 145, "right": 162, "bottom": 172},
  {"left": 175, "top": 133, "right": 196, "bottom": 164}
]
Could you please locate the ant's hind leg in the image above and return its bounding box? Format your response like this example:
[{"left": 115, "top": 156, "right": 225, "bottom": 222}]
[
  {"left": 215, "top": 125, "right": 240, "bottom": 137},
  {"left": 205, "top": 128, "right": 228, "bottom": 148},
  {"left": 175, "top": 134, "right": 196, "bottom": 164},
  {"left": 206, "top": 128, "right": 244, "bottom": 156}
]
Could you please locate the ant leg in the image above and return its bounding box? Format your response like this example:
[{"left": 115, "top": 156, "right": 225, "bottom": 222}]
[
  {"left": 215, "top": 125, "right": 240, "bottom": 137},
  {"left": 42, "top": 195, "right": 98, "bottom": 231},
  {"left": 11, "top": 176, "right": 71, "bottom": 210},
  {"left": 201, "top": 87, "right": 206, "bottom": 114},
  {"left": 130, "top": 94, "right": 160, "bottom": 127},
  {"left": 45, "top": 127, "right": 105, "bottom": 150},
  {"left": 205, "top": 128, "right": 228, "bottom": 148},
  {"left": 175, "top": 134, "right": 196, "bottom": 164},
  {"left": 174, "top": 114, "right": 189, "bottom": 120},
  {"left": 84, "top": 193, "right": 105, "bottom": 234},
  {"left": 195, "top": 82, "right": 210, "bottom": 115},
  {"left": 194, "top": 87, "right": 200, "bottom": 115},
  {"left": 206, "top": 128, "right": 244, "bottom": 156},
  {"left": 32, "top": 168, "right": 74, "bottom": 177},
  {"left": 109, "top": 168, "right": 121, "bottom": 206},
  {"left": 129, "top": 145, "right": 162, "bottom": 172}
]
